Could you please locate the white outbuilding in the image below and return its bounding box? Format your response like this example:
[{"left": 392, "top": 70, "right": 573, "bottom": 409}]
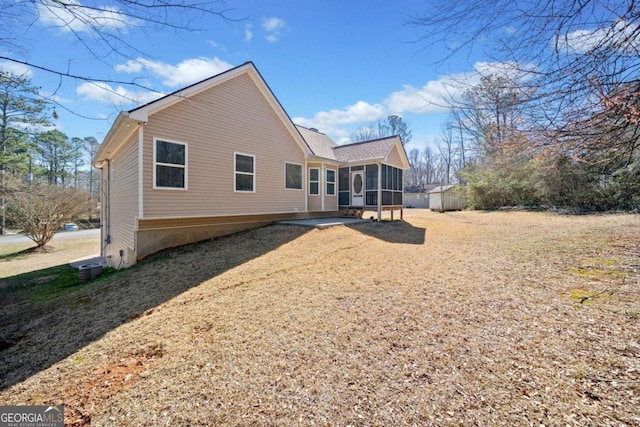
[{"left": 427, "top": 185, "right": 464, "bottom": 212}]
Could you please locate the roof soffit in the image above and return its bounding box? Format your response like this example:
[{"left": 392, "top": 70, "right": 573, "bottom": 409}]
[{"left": 93, "top": 112, "right": 138, "bottom": 166}]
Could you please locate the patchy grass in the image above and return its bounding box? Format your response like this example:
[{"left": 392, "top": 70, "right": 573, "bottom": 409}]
[
  {"left": 0, "top": 234, "right": 100, "bottom": 278},
  {"left": 1, "top": 264, "right": 118, "bottom": 303},
  {"left": 0, "top": 210, "right": 639, "bottom": 426}
]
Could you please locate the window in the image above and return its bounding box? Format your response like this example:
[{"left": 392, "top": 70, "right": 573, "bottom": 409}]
[
  {"left": 380, "top": 163, "right": 403, "bottom": 206},
  {"left": 285, "top": 162, "right": 303, "bottom": 190},
  {"left": 338, "top": 167, "right": 350, "bottom": 206},
  {"left": 365, "top": 164, "right": 378, "bottom": 207},
  {"left": 154, "top": 139, "right": 187, "bottom": 189},
  {"left": 235, "top": 153, "right": 255, "bottom": 192},
  {"left": 326, "top": 169, "right": 336, "bottom": 195},
  {"left": 309, "top": 168, "right": 319, "bottom": 195},
  {"left": 365, "top": 164, "right": 378, "bottom": 190}
]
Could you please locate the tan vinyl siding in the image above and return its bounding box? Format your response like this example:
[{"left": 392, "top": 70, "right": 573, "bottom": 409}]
[
  {"left": 305, "top": 162, "right": 338, "bottom": 212},
  {"left": 142, "top": 73, "right": 306, "bottom": 217},
  {"left": 105, "top": 134, "right": 139, "bottom": 266},
  {"left": 385, "top": 144, "right": 406, "bottom": 169},
  {"left": 323, "top": 192, "right": 338, "bottom": 211}
]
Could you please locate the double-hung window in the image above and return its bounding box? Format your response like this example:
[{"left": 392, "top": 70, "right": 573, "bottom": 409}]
[
  {"left": 309, "top": 168, "right": 319, "bottom": 195},
  {"left": 154, "top": 139, "right": 187, "bottom": 189},
  {"left": 326, "top": 169, "right": 336, "bottom": 195},
  {"left": 235, "top": 153, "right": 255, "bottom": 192},
  {"left": 285, "top": 162, "right": 303, "bottom": 190}
]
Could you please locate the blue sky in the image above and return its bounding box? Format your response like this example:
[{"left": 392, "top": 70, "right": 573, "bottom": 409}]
[{"left": 3, "top": 0, "right": 493, "bottom": 154}]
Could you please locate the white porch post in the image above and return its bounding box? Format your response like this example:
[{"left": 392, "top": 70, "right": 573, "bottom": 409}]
[
  {"left": 137, "top": 124, "right": 144, "bottom": 219},
  {"left": 321, "top": 162, "right": 325, "bottom": 211},
  {"left": 377, "top": 162, "right": 382, "bottom": 221}
]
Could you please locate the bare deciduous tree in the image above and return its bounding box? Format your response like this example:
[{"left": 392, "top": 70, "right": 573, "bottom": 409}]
[
  {"left": 7, "top": 183, "right": 93, "bottom": 248},
  {"left": 437, "top": 125, "right": 457, "bottom": 184},
  {"left": 408, "top": 0, "right": 640, "bottom": 162},
  {"left": 0, "top": 0, "right": 236, "bottom": 110}
]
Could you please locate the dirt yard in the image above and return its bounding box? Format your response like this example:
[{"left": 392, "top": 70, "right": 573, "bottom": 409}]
[{"left": 0, "top": 210, "right": 638, "bottom": 426}]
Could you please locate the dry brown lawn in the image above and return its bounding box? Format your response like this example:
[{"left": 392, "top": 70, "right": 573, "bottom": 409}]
[
  {"left": 0, "top": 234, "right": 100, "bottom": 278},
  {"left": 0, "top": 210, "right": 638, "bottom": 426}
]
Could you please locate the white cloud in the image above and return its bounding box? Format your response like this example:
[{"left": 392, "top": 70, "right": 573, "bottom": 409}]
[
  {"left": 76, "top": 81, "right": 161, "bottom": 105},
  {"left": 207, "top": 40, "right": 227, "bottom": 52},
  {"left": 555, "top": 20, "right": 640, "bottom": 54},
  {"left": 262, "top": 16, "right": 286, "bottom": 42},
  {"left": 115, "top": 56, "right": 234, "bottom": 87},
  {"left": 36, "top": 0, "right": 133, "bottom": 32},
  {"left": 384, "top": 62, "right": 536, "bottom": 116},
  {"left": 384, "top": 78, "right": 461, "bottom": 115},
  {"left": 245, "top": 23, "right": 253, "bottom": 42},
  {"left": 262, "top": 17, "right": 286, "bottom": 32},
  {"left": 0, "top": 61, "right": 33, "bottom": 77},
  {"left": 114, "top": 60, "right": 143, "bottom": 73},
  {"left": 295, "top": 101, "right": 385, "bottom": 126},
  {"left": 293, "top": 60, "right": 536, "bottom": 143},
  {"left": 293, "top": 101, "right": 386, "bottom": 139}
]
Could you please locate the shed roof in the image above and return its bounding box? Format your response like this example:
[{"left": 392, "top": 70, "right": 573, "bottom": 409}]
[{"left": 427, "top": 185, "right": 458, "bottom": 194}]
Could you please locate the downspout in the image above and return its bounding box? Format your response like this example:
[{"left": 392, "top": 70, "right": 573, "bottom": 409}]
[
  {"left": 102, "top": 160, "right": 111, "bottom": 257},
  {"left": 377, "top": 161, "right": 382, "bottom": 222}
]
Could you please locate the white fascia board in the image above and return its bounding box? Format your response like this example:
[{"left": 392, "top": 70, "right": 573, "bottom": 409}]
[{"left": 93, "top": 112, "right": 138, "bottom": 166}]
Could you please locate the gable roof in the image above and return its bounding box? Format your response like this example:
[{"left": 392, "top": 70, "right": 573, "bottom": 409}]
[
  {"left": 295, "top": 125, "right": 338, "bottom": 161},
  {"left": 94, "top": 61, "right": 409, "bottom": 170},
  {"left": 295, "top": 125, "right": 410, "bottom": 169},
  {"left": 334, "top": 136, "right": 403, "bottom": 164},
  {"left": 94, "top": 62, "right": 311, "bottom": 165}
]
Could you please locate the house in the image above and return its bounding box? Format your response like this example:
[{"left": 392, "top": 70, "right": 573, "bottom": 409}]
[
  {"left": 93, "top": 62, "right": 409, "bottom": 268},
  {"left": 427, "top": 185, "right": 464, "bottom": 211}
]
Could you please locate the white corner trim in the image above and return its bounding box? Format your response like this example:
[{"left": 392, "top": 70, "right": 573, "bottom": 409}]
[{"left": 138, "top": 124, "right": 144, "bottom": 218}]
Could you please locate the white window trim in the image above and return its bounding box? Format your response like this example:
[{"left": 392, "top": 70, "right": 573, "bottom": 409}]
[
  {"left": 284, "top": 161, "right": 303, "bottom": 191},
  {"left": 326, "top": 168, "right": 336, "bottom": 196},
  {"left": 234, "top": 152, "right": 256, "bottom": 193},
  {"left": 309, "top": 167, "right": 320, "bottom": 196},
  {"left": 153, "top": 137, "right": 188, "bottom": 190}
]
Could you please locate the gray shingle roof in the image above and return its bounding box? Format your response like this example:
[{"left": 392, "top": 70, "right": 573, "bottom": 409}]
[
  {"left": 296, "top": 125, "right": 400, "bottom": 164},
  {"left": 295, "top": 126, "right": 337, "bottom": 160},
  {"left": 333, "top": 137, "right": 398, "bottom": 163}
]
